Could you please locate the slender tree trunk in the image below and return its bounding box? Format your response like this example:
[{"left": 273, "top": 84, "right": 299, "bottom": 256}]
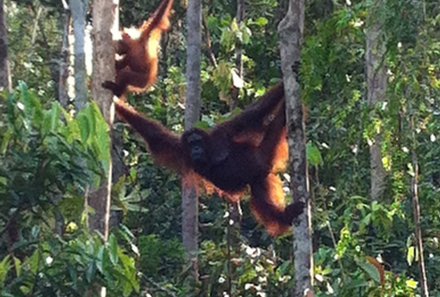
[
  {"left": 278, "top": 0, "right": 313, "bottom": 296},
  {"left": 0, "top": 0, "right": 11, "bottom": 91},
  {"left": 70, "top": 0, "right": 89, "bottom": 109},
  {"left": 88, "top": 1, "right": 117, "bottom": 296},
  {"left": 366, "top": 2, "right": 387, "bottom": 201},
  {"left": 89, "top": 0, "right": 117, "bottom": 239},
  {"left": 183, "top": 0, "right": 201, "bottom": 283},
  {"left": 59, "top": 0, "right": 71, "bottom": 107},
  {"left": 410, "top": 117, "right": 429, "bottom": 297}
]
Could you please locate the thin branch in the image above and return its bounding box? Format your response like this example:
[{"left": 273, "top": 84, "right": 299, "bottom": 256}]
[
  {"left": 410, "top": 115, "right": 429, "bottom": 297},
  {"left": 202, "top": 15, "right": 217, "bottom": 68}
]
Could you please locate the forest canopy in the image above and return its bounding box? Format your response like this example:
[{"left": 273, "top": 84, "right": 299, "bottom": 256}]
[{"left": 0, "top": 0, "right": 439, "bottom": 296}]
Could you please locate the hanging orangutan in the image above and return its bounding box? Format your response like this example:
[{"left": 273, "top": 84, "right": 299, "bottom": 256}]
[
  {"left": 114, "top": 82, "right": 304, "bottom": 236},
  {"left": 102, "top": 0, "right": 174, "bottom": 97}
]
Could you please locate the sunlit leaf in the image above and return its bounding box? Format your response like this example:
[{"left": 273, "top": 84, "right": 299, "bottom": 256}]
[
  {"left": 254, "top": 17, "right": 268, "bottom": 27},
  {"left": 406, "top": 279, "right": 418, "bottom": 289},
  {"left": 0, "top": 256, "right": 11, "bottom": 285},
  {"left": 407, "top": 246, "right": 415, "bottom": 265}
]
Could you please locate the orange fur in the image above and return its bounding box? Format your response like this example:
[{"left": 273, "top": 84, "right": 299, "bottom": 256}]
[
  {"left": 250, "top": 173, "right": 290, "bottom": 236},
  {"left": 272, "top": 129, "right": 289, "bottom": 173},
  {"left": 102, "top": 0, "right": 174, "bottom": 97},
  {"left": 114, "top": 83, "right": 305, "bottom": 236}
]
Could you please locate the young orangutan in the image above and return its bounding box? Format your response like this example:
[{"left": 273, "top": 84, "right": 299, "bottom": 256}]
[{"left": 102, "top": 0, "right": 174, "bottom": 97}]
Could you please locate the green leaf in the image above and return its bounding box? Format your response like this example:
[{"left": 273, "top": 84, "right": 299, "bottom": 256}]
[
  {"left": 42, "top": 102, "right": 61, "bottom": 134},
  {"left": 68, "top": 265, "right": 78, "bottom": 289},
  {"left": 307, "top": 142, "right": 323, "bottom": 166},
  {"left": 357, "top": 260, "right": 380, "bottom": 283},
  {"left": 22, "top": 87, "right": 43, "bottom": 126},
  {"left": 254, "top": 17, "right": 268, "bottom": 27},
  {"left": 65, "top": 118, "right": 81, "bottom": 143},
  {"left": 108, "top": 234, "right": 119, "bottom": 265},
  {"left": 0, "top": 256, "right": 11, "bottom": 286},
  {"left": 276, "top": 260, "right": 291, "bottom": 274},
  {"left": 242, "top": 26, "right": 252, "bottom": 44},
  {"left": 407, "top": 246, "right": 415, "bottom": 265},
  {"left": 77, "top": 113, "right": 90, "bottom": 143},
  {"left": 406, "top": 279, "right": 418, "bottom": 289},
  {"left": 85, "top": 104, "right": 97, "bottom": 138},
  {"left": 96, "top": 245, "right": 105, "bottom": 273},
  {"left": 0, "top": 129, "right": 13, "bottom": 154},
  {"left": 86, "top": 261, "right": 96, "bottom": 283},
  {"left": 12, "top": 256, "right": 21, "bottom": 277},
  {"left": 119, "top": 252, "right": 138, "bottom": 294},
  {"left": 28, "top": 250, "right": 40, "bottom": 274},
  {"left": 90, "top": 102, "right": 111, "bottom": 174},
  {"left": 231, "top": 18, "right": 239, "bottom": 31},
  {"left": 49, "top": 102, "right": 62, "bottom": 132},
  {"left": 220, "top": 28, "right": 235, "bottom": 51}
]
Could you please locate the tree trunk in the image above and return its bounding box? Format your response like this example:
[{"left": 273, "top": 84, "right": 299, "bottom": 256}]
[
  {"left": 88, "top": 0, "right": 117, "bottom": 241},
  {"left": 183, "top": 0, "right": 202, "bottom": 283},
  {"left": 59, "top": 1, "right": 71, "bottom": 107},
  {"left": 0, "top": 0, "right": 11, "bottom": 91},
  {"left": 88, "top": 1, "right": 117, "bottom": 296},
  {"left": 278, "top": 0, "right": 313, "bottom": 296},
  {"left": 109, "top": 2, "right": 125, "bottom": 227},
  {"left": 70, "top": 0, "right": 88, "bottom": 110},
  {"left": 366, "top": 3, "right": 387, "bottom": 201}
]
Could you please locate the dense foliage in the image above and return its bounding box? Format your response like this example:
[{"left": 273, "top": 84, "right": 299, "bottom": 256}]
[{"left": 1, "top": 0, "right": 439, "bottom": 296}]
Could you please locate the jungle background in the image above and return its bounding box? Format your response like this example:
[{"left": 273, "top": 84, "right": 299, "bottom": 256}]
[{"left": 0, "top": 0, "right": 439, "bottom": 296}]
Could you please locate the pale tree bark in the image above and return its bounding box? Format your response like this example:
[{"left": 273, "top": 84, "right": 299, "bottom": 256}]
[
  {"left": 107, "top": 4, "right": 125, "bottom": 226},
  {"left": 366, "top": 1, "right": 387, "bottom": 201},
  {"left": 278, "top": 0, "right": 313, "bottom": 296},
  {"left": 0, "top": 0, "right": 11, "bottom": 91},
  {"left": 183, "top": 0, "right": 202, "bottom": 282},
  {"left": 410, "top": 116, "right": 429, "bottom": 297},
  {"left": 59, "top": 0, "right": 71, "bottom": 107},
  {"left": 89, "top": 0, "right": 117, "bottom": 238},
  {"left": 88, "top": 1, "right": 117, "bottom": 296},
  {"left": 70, "top": 0, "right": 89, "bottom": 110}
]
